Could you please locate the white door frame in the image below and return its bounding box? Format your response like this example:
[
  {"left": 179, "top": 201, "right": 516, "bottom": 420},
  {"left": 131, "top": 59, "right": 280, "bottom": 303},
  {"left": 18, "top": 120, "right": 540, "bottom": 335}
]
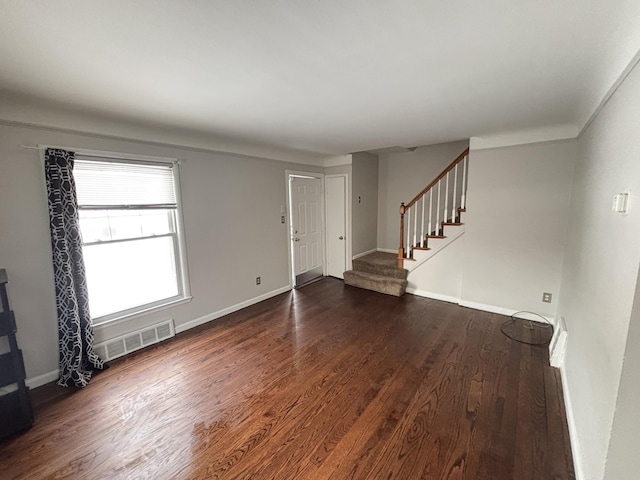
[
  {"left": 285, "top": 170, "right": 326, "bottom": 288},
  {"left": 325, "top": 173, "right": 352, "bottom": 275}
]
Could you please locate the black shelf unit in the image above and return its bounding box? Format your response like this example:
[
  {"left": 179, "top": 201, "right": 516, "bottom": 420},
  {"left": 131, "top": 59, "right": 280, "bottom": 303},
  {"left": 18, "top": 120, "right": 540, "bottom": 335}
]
[{"left": 0, "top": 269, "right": 34, "bottom": 440}]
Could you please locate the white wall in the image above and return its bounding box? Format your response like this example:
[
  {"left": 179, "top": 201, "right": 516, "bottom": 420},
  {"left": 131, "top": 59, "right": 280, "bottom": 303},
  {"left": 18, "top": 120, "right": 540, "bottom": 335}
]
[
  {"left": 406, "top": 234, "right": 465, "bottom": 301},
  {"left": 0, "top": 94, "right": 331, "bottom": 167},
  {"left": 0, "top": 123, "right": 323, "bottom": 384},
  {"left": 557, "top": 59, "right": 640, "bottom": 480},
  {"left": 377, "top": 141, "right": 468, "bottom": 251},
  {"left": 460, "top": 141, "right": 576, "bottom": 317},
  {"left": 351, "top": 152, "right": 379, "bottom": 256},
  {"left": 604, "top": 267, "right": 640, "bottom": 480}
]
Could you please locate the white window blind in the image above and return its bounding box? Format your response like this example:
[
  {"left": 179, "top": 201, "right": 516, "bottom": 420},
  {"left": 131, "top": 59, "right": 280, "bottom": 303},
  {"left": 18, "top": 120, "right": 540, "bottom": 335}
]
[
  {"left": 74, "top": 158, "right": 177, "bottom": 207},
  {"left": 72, "top": 154, "right": 187, "bottom": 323}
]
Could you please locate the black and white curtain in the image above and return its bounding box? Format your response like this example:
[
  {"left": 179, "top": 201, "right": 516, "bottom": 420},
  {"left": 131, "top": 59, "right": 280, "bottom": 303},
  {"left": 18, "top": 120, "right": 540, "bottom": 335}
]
[{"left": 45, "top": 148, "right": 105, "bottom": 388}]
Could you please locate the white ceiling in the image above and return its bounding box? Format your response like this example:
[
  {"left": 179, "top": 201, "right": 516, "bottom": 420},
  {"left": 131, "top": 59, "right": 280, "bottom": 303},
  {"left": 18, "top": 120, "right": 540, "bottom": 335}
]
[{"left": 1, "top": 1, "right": 639, "bottom": 156}]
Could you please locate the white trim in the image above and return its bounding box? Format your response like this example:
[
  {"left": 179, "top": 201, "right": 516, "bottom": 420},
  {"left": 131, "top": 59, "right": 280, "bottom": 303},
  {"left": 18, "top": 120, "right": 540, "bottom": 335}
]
[
  {"left": 5, "top": 118, "right": 326, "bottom": 166},
  {"left": 353, "top": 248, "right": 377, "bottom": 260},
  {"left": 172, "top": 162, "right": 192, "bottom": 300},
  {"left": 23, "top": 286, "right": 291, "bottom": 388},
  {"left": 405, "top": 227, "right": 465, "bottom": 272},
  {"left": 458, "top": 300, "right": 555, "bottom": 324},
  {"left": 376, "top": 248, "right": 397, "bottom": 254},
  {"left": 40, "top": 147, "right": 192, "bottom": 325},
  {"left": 406, "top": 288, "right": 459, "bottom": 304},
  {"left": 578, "top": 47, "right": 640, "bottom": 139},
  {"left": 549, "top": 315, "right": 568, "bottom": 368},
  {"left": 550, "top": 331, "right": 568, "bottom": 369},
  {"left": 26, "top": 369, "right": 60, "bottom": 389},
  {"left": 559, "top": 363, "right": 585, "bottom": 480},
  {"left": 455, "top": 298, "right": 578, "bottom": 476},
  {"left": 175, "top": 285, "right": 291, "bottom": 334},
  {"left": 323, "top": 154, "right": 352, "bottom": 167},
  {"left": 93, "top": 296, "right": 193, "bottom": 329},
  {"left": 459, "top": 299, "right": 526, "bottom": 317},
  {"left": 469, "top": 125, "right": 578, "bottom": 150},
  {"left": 37, "top": 144, "right": 178, "bottom": 164}
]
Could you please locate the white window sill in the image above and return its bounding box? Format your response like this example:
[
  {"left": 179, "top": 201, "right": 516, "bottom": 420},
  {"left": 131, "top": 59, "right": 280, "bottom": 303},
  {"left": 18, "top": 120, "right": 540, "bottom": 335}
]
[{"left": 92, "top": 296, "right": 193, "bottom": 329}]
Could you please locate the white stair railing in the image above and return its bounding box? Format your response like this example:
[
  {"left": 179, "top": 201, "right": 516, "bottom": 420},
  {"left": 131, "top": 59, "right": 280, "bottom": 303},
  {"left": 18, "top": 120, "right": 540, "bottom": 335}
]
[{"left": 398, "top": 148, "right": 469, "bottom": 267}]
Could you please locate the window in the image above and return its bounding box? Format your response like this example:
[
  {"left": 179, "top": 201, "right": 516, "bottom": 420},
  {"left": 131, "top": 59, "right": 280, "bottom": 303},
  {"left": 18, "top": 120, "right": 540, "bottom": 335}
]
[{"left": 74, "top": 156, "right": 188, "bottom": 323}]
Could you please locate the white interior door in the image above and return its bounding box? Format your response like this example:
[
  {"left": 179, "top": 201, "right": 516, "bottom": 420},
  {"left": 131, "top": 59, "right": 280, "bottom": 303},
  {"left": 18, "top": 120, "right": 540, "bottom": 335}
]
[
  {"left": 289, "top": 175, "right": 323, "bottom": 286},
  {"left": 326, "top": 175, "right": 346, "bottom": 278}
]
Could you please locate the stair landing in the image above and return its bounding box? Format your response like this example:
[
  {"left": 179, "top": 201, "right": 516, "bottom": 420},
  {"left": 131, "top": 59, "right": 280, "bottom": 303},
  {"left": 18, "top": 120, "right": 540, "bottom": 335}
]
[{"left": 344, "top": 251, "right": 408, "bottom": 297}]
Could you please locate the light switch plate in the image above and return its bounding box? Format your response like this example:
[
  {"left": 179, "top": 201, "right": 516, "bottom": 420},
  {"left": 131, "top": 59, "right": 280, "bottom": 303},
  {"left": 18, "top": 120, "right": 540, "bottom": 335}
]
[{"left": 613, "top": 191, "right": 630, "bottom": 215}]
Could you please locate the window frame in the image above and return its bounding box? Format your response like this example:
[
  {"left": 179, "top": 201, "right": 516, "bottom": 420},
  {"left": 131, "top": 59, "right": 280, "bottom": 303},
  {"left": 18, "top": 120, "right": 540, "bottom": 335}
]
[{"left": 43, "top": 146, "right": 191, "bottom": 326}]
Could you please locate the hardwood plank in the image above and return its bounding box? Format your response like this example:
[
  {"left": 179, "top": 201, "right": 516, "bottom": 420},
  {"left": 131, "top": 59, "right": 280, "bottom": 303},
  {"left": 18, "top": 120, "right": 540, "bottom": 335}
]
[
  {"left": 318, "top": 300, "right": 466, "bottom": 479},
  {"left": 472, "top": 314, "right": 522, "bottom": 479},
  {"left": 0, "top": 278, "right": 575, "bottom": 479}
]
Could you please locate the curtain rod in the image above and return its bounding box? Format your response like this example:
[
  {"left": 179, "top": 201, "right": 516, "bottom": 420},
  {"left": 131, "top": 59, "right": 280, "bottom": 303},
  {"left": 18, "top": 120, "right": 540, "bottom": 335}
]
[{"left": 20, "top": 144, "right": 182, "bottom": 165}]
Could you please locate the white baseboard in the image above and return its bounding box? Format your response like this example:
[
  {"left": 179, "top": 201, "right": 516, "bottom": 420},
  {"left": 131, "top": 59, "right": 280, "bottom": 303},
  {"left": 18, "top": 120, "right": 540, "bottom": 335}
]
[
  {"left": 549, "top": 316, "right": 568, "bottom": 368},
  {"left": 406, "top": 288, "right": 459, "bottom": 304},
  {"left": 175, "top": 285, "right": 291, "bottom": 334},
  {"left": 352, "top": 248, "right": 377, "bottom": 260},
  {"left": 376, "top": 248, "right": 396, "bottom": 254},
  {"left": 26, "top": 369, "right": 59, "bottom": 389},
  {"left": 559, "top": 363, "right": 584, "bottom": 480},
  {"left": 22, "top": 286, "right": 292, "bottom": 389},
  {"left": 460, "top": 300, "right": 578, "bottom": 476},
  {"left": 458, "top": 300, "right": 555, "bottom": 325},
  {"left": 549, "top": 331, "right": 567, "bottom": 368},
  {"left": 458, "top": 300, "right": 520, "bottom": 317}
]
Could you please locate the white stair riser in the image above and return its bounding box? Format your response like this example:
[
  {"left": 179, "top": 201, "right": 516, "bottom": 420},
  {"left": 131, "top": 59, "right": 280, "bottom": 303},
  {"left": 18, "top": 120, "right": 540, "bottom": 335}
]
[{"left": 406, "top": 225, "right": 465, "bottom": 272}]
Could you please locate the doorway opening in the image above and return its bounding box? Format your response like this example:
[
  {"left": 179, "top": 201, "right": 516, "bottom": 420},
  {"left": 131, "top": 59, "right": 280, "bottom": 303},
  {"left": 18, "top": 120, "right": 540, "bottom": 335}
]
[{"left": 286, "top": 172, "right": 324, "bottom": 288}]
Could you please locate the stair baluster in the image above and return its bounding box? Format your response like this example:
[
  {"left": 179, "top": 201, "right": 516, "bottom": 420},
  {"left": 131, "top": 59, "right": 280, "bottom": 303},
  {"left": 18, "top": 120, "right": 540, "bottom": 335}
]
[
  {"left": 428, "top": 189, "right": 433, "bottom": 241},
  {"left": 413, "top": 203, "right": 418, "bottom": 246},
  {"left": 397, "top": 148, "right": 470, "bottom": 268},
  {"left": 420, "top": 195, "right": 425, "bottom": 247},
  {"left": 406, "top": 205, "right": 411, "bottom": 259},
  {"left": 461, "top": 154, "right": 467, "bottom": 209},
  {"left": 436, "top": 180, "right": 441, "bottom": 235},
  {"left": 444, "top": 172, "right": 449, "bottom": 223},
  {"left": 398, "top": 202, "right": 405, "bottom": 267},
  {"left": 453, "top": 164, "right": 458, "bottom": 221}
]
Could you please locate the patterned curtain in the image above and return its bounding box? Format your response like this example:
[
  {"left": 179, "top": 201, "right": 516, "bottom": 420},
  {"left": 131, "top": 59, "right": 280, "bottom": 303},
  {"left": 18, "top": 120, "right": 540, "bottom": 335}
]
[{"left": 45, "top": 148, "right": 105, "bottom": 388}]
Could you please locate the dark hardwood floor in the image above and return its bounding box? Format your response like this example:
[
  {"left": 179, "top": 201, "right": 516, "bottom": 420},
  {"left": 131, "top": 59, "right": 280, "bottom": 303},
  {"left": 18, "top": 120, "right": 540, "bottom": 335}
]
[{"left": 0, "top": 278, "right": 575, "bottom": 479}]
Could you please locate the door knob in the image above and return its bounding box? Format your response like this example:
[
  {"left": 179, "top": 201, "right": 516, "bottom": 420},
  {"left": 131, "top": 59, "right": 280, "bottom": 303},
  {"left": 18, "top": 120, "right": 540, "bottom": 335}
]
[{"left": 338, "top": 236, "right": 344, "bottom": 240}]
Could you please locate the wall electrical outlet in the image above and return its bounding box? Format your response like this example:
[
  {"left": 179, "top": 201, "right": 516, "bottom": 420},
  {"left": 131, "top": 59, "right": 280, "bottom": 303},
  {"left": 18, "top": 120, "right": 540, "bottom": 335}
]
[
  {"left": 256, "top": 277, "right": 261, "bottom": 285},
  {"left": 542, "top": 292, "right": 552, "bottom": 303}
]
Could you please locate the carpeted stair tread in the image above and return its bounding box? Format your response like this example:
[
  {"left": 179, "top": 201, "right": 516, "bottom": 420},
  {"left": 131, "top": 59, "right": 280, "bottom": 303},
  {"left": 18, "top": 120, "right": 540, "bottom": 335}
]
[
  {"left": 352, "top": 252, "right": 408, "bottom": 280},
  {"left": 344, "top": 270, "right": 407, "bottom": 297}
]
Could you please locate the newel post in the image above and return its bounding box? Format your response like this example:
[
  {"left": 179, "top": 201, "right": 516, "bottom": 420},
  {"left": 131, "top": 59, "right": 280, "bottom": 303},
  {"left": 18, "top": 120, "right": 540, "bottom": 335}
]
[{"left": 398, "top": 202, "right": 406, "bottom": 268}]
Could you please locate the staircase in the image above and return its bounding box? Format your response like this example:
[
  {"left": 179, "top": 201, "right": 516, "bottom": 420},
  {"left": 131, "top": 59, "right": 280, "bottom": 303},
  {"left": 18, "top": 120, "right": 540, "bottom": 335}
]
[
  {"left": 344, "top": 251, "right": 408, "bottom": 297},
  {"left": 397, "top": 147, "right": 469, "bottom": 268},
  {"left": 344, "top": 147, "right": 470, "bottom": 296}
]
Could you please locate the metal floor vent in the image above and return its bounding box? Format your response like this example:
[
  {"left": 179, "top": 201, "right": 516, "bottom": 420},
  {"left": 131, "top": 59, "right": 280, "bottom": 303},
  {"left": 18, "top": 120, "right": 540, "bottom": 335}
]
[{"left": 94, "top": 319, "right": 175, "bottom": 362}]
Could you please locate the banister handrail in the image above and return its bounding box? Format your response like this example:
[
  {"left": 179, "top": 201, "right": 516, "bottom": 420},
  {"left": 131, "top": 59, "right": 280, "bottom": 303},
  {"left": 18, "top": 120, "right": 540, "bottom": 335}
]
[
  {"left": 405, "top": 147, "right": 469, "bottom": 209},
  {"left": 398, "top": 147, "right": 470, "bottom": 267}
]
